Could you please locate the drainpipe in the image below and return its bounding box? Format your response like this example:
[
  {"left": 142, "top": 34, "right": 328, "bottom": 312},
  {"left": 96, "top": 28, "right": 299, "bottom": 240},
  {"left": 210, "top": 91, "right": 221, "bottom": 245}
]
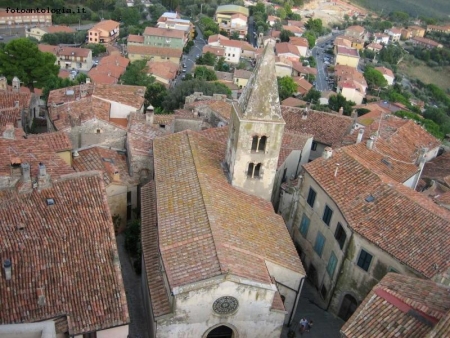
[{"left": 288, "top": 277, "right": 305, "bottom": 327}]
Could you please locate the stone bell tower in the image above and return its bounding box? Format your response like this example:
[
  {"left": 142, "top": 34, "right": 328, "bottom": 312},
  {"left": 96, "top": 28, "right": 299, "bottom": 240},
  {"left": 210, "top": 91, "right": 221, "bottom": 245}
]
[{"left": 224, "top": 41, "right": 285, "bottom": 201}]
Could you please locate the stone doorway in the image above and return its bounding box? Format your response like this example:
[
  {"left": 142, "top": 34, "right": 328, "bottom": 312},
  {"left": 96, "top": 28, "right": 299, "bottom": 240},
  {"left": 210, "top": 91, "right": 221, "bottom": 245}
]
[
  {"left": 338, "top": 294, "right": 358, "bottom": 321},
  {"left": 206, "top": 325, "right": 234, "bottom": 338}
]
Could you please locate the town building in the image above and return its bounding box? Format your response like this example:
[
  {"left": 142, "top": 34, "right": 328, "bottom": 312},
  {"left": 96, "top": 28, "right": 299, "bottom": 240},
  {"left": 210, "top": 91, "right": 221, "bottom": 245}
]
[
  {"left": 276, "top": 42, "right": 301, "bottom": 62},
  {"left": 341, "top": 273, "right": 450, "bottom": 337},
  {"left": 156, "top": 18, "right": 194, "bottom": 40},
  {"left": 143, "top": 27, "right": 187, "bottom": 49},
  {"left": 88, "top": 54, "right": 129, "bottom": 85},
  {"left": 289, "top": 37, "right": 309, "bottom": 57},
  {"left": 88, "top": 20, "right": 120, "bottom": 44},
  {"left": 267, "top": 15, "right": 280, "bottom": 27},
  {"left": 335, "top": 46, "right": 360, "bottom": 68},
  {"left": 72, "top": 146, "right": 138, "bottom": 230},
  {"left": 145, "top": 60, "right": 179, "bottom": 87},
  {"left": 126, "top": 45, "right": 182, "bottom": 64},
  {"left": 344, "top": 25, "right": 366, "bottom": 40},
  {"left": 365, "top": 42, "right": 383, "bottom": 53},
  {"left": 0, "top": 76, "right": 40, "bottom": 129},
  {"left": 0, "top": 165, "right": 130, "bottom": 336},
  {"left": 140, "top": 43, "right": 305, "bottom": 338},
  {"left": 38, "top": 44, "right": 93, "bottom": 71},
  {"left": 293, "top": 77, "right": 313, "bottom": 97},
  {"left": 282, "top": 25, "right": 304, "bottom": 37},
  {"left": 411, "top": 36, "right": 443, "bottom": 49},
  {"left": 25, "top": 25, "right": 75, "bottom": 41},
  {"left": 384, "top": 27, "right": 402, "bottom": 42},
  {"left": 277, "top": 113, "right": 446, "bottom": 322},
  {"left": 426, "top": 24, "right": 450, "bottom": 33},
  {"left": 401, "top": 25, "right": 425, "bottom": 40},
  {"left": 0, "top": 9, "right": 51, "bottom": 27},
  {"left": 215, "top": 4, "right": 249, "bottom": 25},
  {"left": 372, "top": 33, "right": 389, "bottom": 45},
  {"left": 233, "top": 69, "right": 252, "bottom": 89},
  {"left": 218, "top": 39, "right": 244, "bottom": 64},
  {"left": 218, "top": 13, "right": 248, "bottom": 39}
]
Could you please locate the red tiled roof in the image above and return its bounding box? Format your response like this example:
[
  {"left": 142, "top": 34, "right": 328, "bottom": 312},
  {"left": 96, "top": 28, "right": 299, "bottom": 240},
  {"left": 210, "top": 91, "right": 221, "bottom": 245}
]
[
  {"left": 0, "top": 171, "right": 130, "bottom": 335},
  {"left": 375, "top": 66, "right": 394, "bottom": 78},
  {"left": 366, "top": 42, "right": 383, "bottom": 50},
  {"left": 151, "top": 130, "right": 305, "bottom": 288},
  {"left": 422, "top": 151, "right": 450, "bottom": 187},
  {"left": 337, "top": 45, "right": 359, "bottom": 57},
  {"left": 72, "top": 146, "right": 133, "bottom": 186},
  {"left": 304, "top": 145, "right": 450, "bottom": 278},
  {"left": 203, "top": 45, "right": 225, "bottom": 56},
  {"left": 278, "top": 131, "right": 312, "bottom": 167},
  {"left": 281, "top": 97, "right": 307, "bottom": 107},
  {"left": 27, "top": 131, "right": 73, "bottom": 152},
  {"left": 289, "top": 37, "right": 309, "bottom": 48},
  {"left": 234, "top": 69, "right": 252, "bottom": 79},
  {"left": 341, "top": 273, "right": 450, "bottom": 337},
  {"left": 87, "top": 71, "right": 119, "bottom": 85},
  {"left": 90, "top": 20, "right": 119, "bottom": 32},
  {"left": 412, "top": 36, "right": 442, "bottom": 47},
  {"left": 38, "top": 44, "right": 91, "bottom": 58},
  {"left": 0, "top": 91, "right": 32, "bottom": 110},
  {"left": 127, "top": 34, "right": 145, "bottom": 44},
  {"left": 346, "top": 25, "right": 365, "bottom": 33},
  {"left": 99, "top": 54, "right": 130, "bottom": 69},
  {"left": 141, "top": 181, "right": 172, "bottom": 317},
  {"left": 92, "top": 83, "right": 145, "bottom": 109},
  {"left": 146, "top": 60, "right": 179, "bottom": 81},
  {"left": 291, "top": 62, "right": 317, "bottom": 75},
  {"left": 144, "top": 27, "right": 185, "bottom": 39},
  {"left": 281, "top": 106, "right": 354, "bottom": 146},
  {"left": 276, "top": 42, "right": 301, "bottom": 56},
  {"left": 0, "top": 107, "right": 21, "bottom": 127},
  {"left": 45, "top": 25, "right": 76, "bottom": 34},
  {"left": 58, "top": 69, "right": 71, "bottom": 79},
  {"left": 127, "top": 45, "right": 182, "bottom": 58},
  {"left": 282, "top": 25, "right": 304, "bottom": 34},
  {"left": 208, "top": 34, "right": 229, "bottom": 44}
]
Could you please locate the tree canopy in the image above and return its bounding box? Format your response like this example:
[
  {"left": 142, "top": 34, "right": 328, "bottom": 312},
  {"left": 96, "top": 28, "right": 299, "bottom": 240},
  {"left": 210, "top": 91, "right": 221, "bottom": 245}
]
[
  {"left": 0, "top": 38, "right": 59, "bottom": 89},
  {"left": 364, "top": 67, "right": 388, "bottom": 88},
  {"left": 304, "top": 88, "right": 321, "bottom": 104},
  {"left": 194, "top": 66, "right": 217, "bottom": 81},
  {"left": 280, "top": 30, "right": 294, "bottom": 42},
  {"left": 41, "top": 31, "right": 87, "bottom": 45},
  {"left": 328, "top": 94, "right": 356, "bottom": 115},
  {"left": 162, "top": 79, "right": 231, "bottom": 111},
  {"left": 196, "top": 52, "right": 216, "bottom": 66},
  {"left": 277, "top": 76, "right": 297, "bottom": 100}
]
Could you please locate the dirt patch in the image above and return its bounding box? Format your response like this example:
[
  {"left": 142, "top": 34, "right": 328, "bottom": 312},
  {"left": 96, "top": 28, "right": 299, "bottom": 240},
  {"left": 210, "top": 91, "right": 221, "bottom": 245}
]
[{"left": 398, "top": 62, "right": 450, "bottom": 91}]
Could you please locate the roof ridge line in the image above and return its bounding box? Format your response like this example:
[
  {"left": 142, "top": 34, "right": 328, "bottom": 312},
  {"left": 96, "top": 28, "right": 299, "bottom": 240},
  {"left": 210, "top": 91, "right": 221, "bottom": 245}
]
[{"left": 185, "top": 131, "right": 226, "bottom": 275}]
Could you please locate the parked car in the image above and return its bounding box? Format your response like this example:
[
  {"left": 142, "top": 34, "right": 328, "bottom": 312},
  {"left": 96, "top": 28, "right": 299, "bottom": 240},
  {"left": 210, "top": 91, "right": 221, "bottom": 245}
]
[
  {"left": 183, "top": 63, "right": 186, "bottom": 68},
  {"left": 0, "top": 36, "right": 3, "bottom": 40}
]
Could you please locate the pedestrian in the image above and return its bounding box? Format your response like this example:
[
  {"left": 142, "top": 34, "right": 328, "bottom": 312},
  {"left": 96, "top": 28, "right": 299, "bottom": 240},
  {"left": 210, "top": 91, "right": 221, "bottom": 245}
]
[
  {"left": 306, "top": 320, "right": 314, "bottom": 332},
  {"left": 299, "top": 318, "right": 308, "bottom": 334}
]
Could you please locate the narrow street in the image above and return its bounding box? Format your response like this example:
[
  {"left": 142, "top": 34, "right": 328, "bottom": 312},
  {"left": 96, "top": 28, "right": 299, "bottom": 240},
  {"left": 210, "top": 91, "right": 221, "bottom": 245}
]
[{"left": 116, "top": 234, "right": 146, "bottom": 338}]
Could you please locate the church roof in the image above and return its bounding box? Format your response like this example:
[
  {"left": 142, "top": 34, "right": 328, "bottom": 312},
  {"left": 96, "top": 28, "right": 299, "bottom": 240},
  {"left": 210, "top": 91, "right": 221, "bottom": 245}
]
[
  {"left": 235, "top": 42, "right": 283, "bottom": 121},
  {"left": 148, "top": 130, "right": 304, "bottom": 289}
]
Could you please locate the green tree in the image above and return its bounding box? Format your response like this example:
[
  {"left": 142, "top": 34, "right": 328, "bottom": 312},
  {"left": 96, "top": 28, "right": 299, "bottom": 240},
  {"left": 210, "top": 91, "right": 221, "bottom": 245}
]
[
  {"left": 230, "top": 31, "right": 240, "bottom": 40},
  {"left": 280, "top": 30, "right": 294, "bottom": 42},
  {"left": 215, "top": 57, "right": 229, "bottom": 71},
  {"left": 276, "top": 8, "right": 286, "bottom": 20},
  {"left": 149, "top": 4, "right": 168, "bottom": 24},
  {"left": 0, "top": 38, "right": 59, "bottom": 90},
  {"left": 85, "top": 44, "right": 107, "bottom": 57},
  {"left": 162, "top": 79, "right": 230, "bottom": 111},
  {"left": 290, "top": 13, "right": 302, "bottom": 21},
  {"left": 328, "top": 94, "right": 355, "bottom": 115},
  {"left": 364, "top": 67, "right": 388, "bottom": 88},
  {"left": 145, "top": 82, "right": 168, "bottom": 110},
  {"left": 304, "top": 88, "right": 321, "bottom": 104},
  {"left": 120, "top": 60, "right": 154, "bottom": 87},
  {"left": 303, "top": 31, "right": 316, "bottom": 48},
  {"left": 196, "top": 52, "right": 216, "bottom": 66},
  {"left": 194, "top": 66, "right": 217, "bottom": 80},
  {"left": 277, "top": 76, "right": 297, "bottom": 100},
  {"left": 305, "top": 18, "right": 323, "bottom": 34}
]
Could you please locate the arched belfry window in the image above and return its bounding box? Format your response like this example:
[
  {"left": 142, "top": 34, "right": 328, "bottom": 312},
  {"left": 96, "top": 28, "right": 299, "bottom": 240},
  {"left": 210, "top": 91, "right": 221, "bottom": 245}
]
[
  {"left": 247, "top": 163, "right": 262, "bottom": 178},
  {"left": 251, "top": 135, "right": 268, "bottom": 153}
]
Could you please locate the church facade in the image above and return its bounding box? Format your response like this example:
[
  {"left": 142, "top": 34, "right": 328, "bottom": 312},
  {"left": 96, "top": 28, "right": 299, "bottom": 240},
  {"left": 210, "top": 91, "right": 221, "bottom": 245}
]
[{"left": 140, "top": 43, "right": 305, "bottom": 338}]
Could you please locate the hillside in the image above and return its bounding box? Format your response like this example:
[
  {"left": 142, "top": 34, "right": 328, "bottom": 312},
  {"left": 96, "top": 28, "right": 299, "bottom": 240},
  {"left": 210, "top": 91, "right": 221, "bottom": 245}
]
[{"left": 350, "top": 0, "right": 450, "bottom": 19}]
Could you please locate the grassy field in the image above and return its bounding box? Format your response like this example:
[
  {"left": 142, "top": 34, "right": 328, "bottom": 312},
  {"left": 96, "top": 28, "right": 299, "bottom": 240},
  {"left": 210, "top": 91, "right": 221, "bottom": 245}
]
[
  {"left": 350, "top": 0, "right": 450, "bottom": 20},
  {"left": 398, "top": 61, "right": 450, "bottom": 91}
]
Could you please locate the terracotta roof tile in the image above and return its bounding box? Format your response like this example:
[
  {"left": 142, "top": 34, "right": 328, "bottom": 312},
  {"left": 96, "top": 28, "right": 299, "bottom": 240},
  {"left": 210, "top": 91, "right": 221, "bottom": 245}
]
[
  {"left": 0, "top": 171, "right": 130, "bottom": 334},
  {"left": 293, "top": 77, "right": 313, "bottom": 94},
  {"left": 0, "top": 138, "right": 74, "bottom": 179},
  {"left": 98, "top": 54, "right": 129, "bottom": 69},
  {"left": 38, "top": 44, "right": 91, "bottom": 58},
  {"left": 281, "top": 97, "right": 307, "bottom": 107},
  {"left": 90, "top": 20, "right": 119, "bottom": 32},
  {"left": 278, "top": 131, "right": 312, "bottom": 167},
  {"left": 276, "top": 42, "right": 301, "bottom": 56},
  {"left": 45, "top": 25, "right": 75, "bottom": 34},
  {"left": 304, "top": 146, "right": 450, "bottom": 278},
  {"left": 207, "top": 34, "right": 229, "bottom": 44},
  {"left": 291, "top": 62, "right": 317, "bottom": 75},
  {"left": 203, "top": 45, "right": 225, "bottom": 56},
  {"left": 146, "top": 60, "right": 179, "bottom": 81},
  {"left": 0, "top": 92, "right": 32, "bottom": 110},
  {"left": 271, "top": 291, "right": 286, "bottom": 311},
  {"left": 144, "top": 27, "right": 185, "bottom": 39},
  {"left": 141, "top": 181, "right": 172, "bottom": 317},
  {"left": 127, "top": 34, "right": 145, "bottom": 44},
  {"left": 92, "top": 84, "right": 145, "bottom": 110},
  {"left": 127, "top": 45, "right": 182, "bottom": 58},
  {"left": 151, "top": 130, "right": 305, "bottom": 288},
  {"left": 234, "top": 69, "right": 252, "bottom": 79},
  {"left": 337, "top": 46, "right": 359, "bottom": 57},
  {"left": 422, "top": 152, "right": 450, "bottom": 187},
  {"left": 375, "top": 66, "right": 394, "bottom": 78},
  {"left": 27, "top": 132, "right": 73, "bottom": 152},
  {"left": 341, "top": 273, "right": 450, "bottom": 337},
  {"left": 0, "top": 107, "right": 21, "bottom": 127},
  {"left": 281, "top": 106, "right": 354, "bottom": 146}
]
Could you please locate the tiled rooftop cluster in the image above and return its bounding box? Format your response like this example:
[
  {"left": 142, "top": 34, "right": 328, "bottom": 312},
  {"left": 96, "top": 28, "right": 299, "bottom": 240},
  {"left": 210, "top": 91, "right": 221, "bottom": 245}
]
[
  {"left": 0, "top": 172, "right": 129, "bottom": 334},
  {"left": 304, "top": 145, "right": 450, "bottom": 279},
  {"left": 127, "top": 112, "right": 168, "bottom": 157},
  {"left": 281, "top": 106, "right": 354, "bottom": 146},
  {"left": 341, "top": 273, "right": 450, "bottom": 337},
  {"left": 27, "top": 131, "right": 73, "bottom": 152},
  {"left": 150, "top": 130, "right": 305, "bottom": 290},
  {"left": 88, "top": 55, "right": 129, "bottom": 85}
]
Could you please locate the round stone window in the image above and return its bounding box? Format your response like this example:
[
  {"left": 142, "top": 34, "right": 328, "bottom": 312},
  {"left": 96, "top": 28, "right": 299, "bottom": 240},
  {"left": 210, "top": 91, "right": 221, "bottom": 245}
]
[{"left": 212, "top": 296, "right": 239, "bottom": 315}]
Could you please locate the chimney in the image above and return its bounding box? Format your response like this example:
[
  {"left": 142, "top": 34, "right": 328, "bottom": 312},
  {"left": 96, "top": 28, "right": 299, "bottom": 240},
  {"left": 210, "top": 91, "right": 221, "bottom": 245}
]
[
  {"left": 322, "top": 147, "right": 333, "bottom": 159},
  {"left": 366, "top": 136, "right": 375, "bottom": 150},
  {"left": 12, "top": 76, "right": 20, "bottom": 92},
  {"left": 108, "top": 72, "right": 111, "bottom": 77},
  {"left": 2, "top": 123, "right": 15, "bottom": 139},
  {"left": 356, "top": 128, "right": 364, "bottom": 143},
  {"left": 338, "top": 106, "right": 344, "bottom": 115},
  {"left": 14, "top": 100, "right": 19, "bottom": 108},
  {"left": 146, "top": 111, "right": 154, "bottom": 124},
  {"left": 416, "top": 147, "right": 428, "bottom": 167},
  {"left": 38, "top": 162, "right": 46, "bottom": 176},
  {"left": 37, "top": 287, "right": 46, "bottom": 306},
  {"left": 113, "top": 169, "right": 120, "bottom": 182},
  {"left": 21, "top": 163, "right": 31, "bottom": 181},
  {"left": 3, "top": 259, "right": 12, "bottom": 280},
  {"left": 0, "top": 76, "right": 7, "bottom": 90},
  {"left": 86, "top": 78, "right": 91, "bottom": 84}
]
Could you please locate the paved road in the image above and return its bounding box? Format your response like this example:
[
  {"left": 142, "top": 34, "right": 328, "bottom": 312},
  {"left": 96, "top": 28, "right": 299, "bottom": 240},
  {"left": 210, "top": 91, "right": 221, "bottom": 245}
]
[
  {"left": 248, "top": 16, "right": 256, "bottom": 47},
  {"left": 311, "top": 36, "right": 336, "bottom": 92},
  {"left": 0, "top": 26, "right": 25, "bottom": 43},
  {"left": 174, "top": 26, "right": 207, "bottom": 85}
]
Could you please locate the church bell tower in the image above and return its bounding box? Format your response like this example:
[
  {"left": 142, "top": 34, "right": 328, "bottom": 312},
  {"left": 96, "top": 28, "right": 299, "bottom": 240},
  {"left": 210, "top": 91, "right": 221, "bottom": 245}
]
[{"left": 224, "top": 41, "right": 285, "bottom": 201}]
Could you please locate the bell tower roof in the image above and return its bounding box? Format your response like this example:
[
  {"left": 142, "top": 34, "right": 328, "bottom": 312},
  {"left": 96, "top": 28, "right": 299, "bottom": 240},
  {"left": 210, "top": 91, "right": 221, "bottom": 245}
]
[{"left": 235, "top": 41, "right": 282, "bottom": 121}]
